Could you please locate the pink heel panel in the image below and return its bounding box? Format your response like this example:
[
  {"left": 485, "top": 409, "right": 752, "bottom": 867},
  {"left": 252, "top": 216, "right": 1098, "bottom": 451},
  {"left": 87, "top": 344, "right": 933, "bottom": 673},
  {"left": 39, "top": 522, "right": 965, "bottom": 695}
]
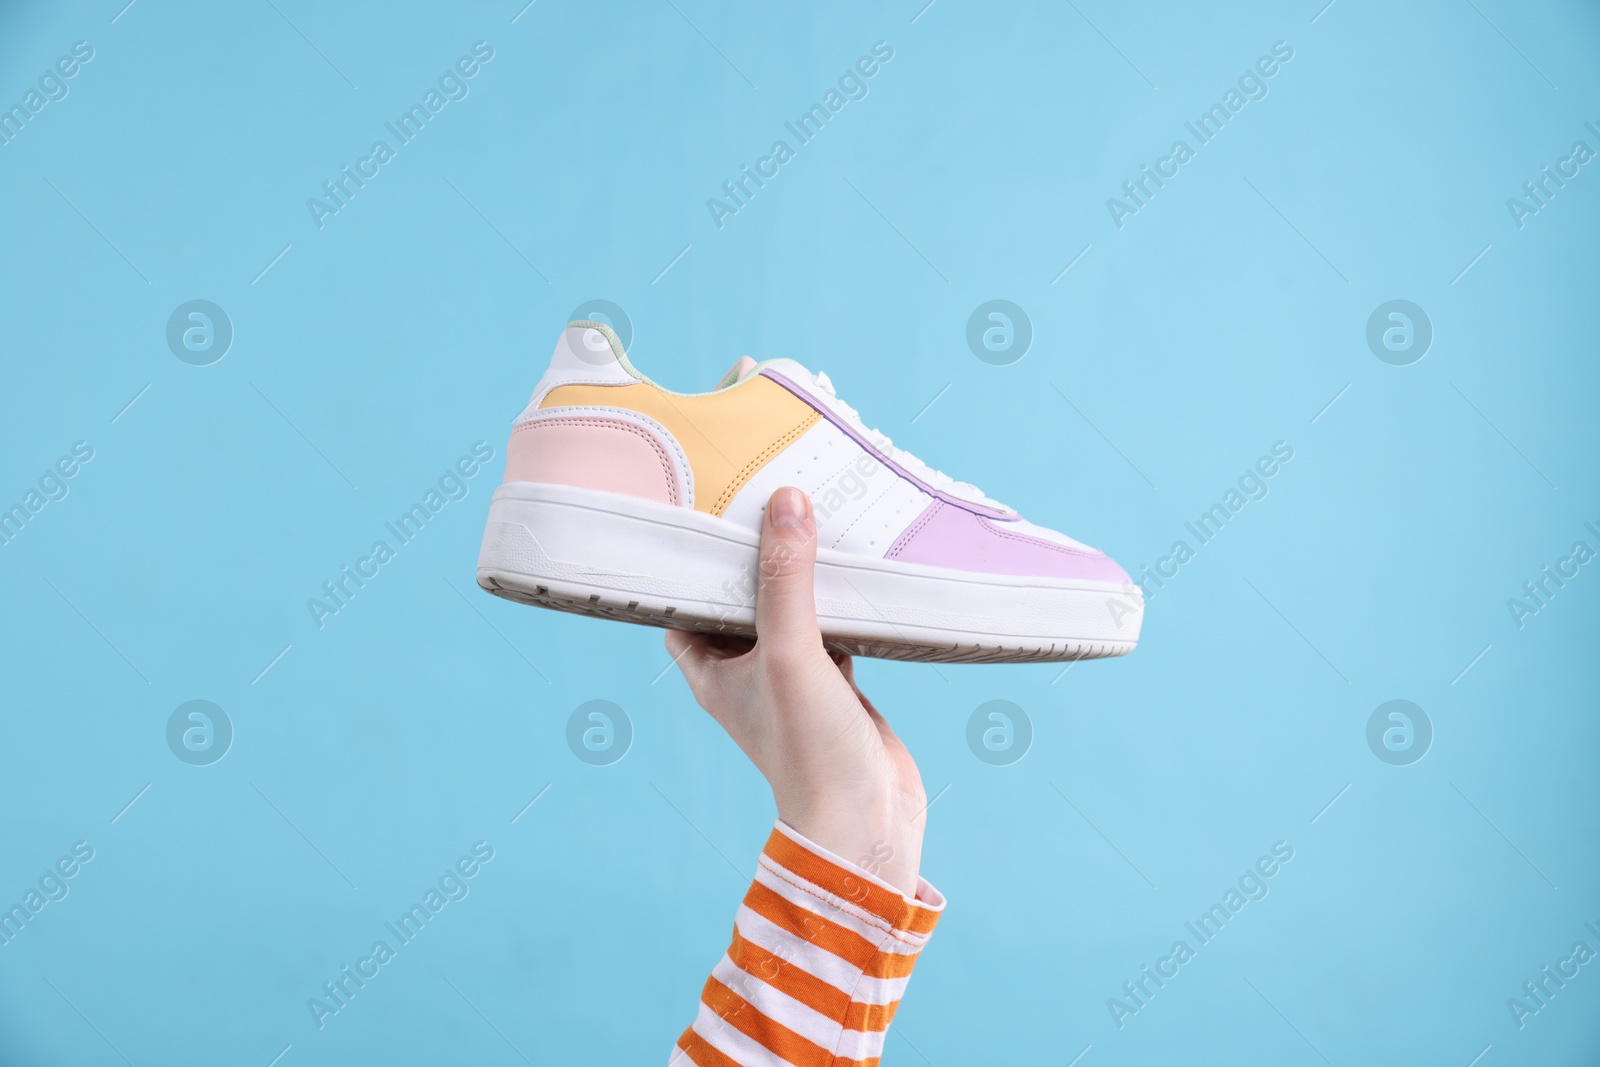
[{"left": 505, "top": 417, "right": 679, "bottom": 505}]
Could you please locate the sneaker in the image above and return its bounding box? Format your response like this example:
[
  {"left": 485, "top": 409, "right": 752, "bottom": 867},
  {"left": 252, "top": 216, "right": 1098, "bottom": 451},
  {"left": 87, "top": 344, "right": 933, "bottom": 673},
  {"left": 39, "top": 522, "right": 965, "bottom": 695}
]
[{"left": 476, "top": 322, "right": 1144, "bottom": 663}]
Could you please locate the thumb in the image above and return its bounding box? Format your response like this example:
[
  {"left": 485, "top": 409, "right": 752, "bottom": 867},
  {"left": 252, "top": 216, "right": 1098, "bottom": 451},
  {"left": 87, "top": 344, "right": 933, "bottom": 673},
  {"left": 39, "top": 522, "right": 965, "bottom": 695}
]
[{"left": 754, "top": 487, "right": 821, "bottom": 652}]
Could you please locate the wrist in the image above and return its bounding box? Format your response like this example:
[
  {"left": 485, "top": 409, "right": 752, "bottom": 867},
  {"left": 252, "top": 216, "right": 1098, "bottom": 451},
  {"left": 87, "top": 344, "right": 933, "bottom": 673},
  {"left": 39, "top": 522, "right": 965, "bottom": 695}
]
[{"left": 775, "top": 789, "right": 925, "bottom": 898}]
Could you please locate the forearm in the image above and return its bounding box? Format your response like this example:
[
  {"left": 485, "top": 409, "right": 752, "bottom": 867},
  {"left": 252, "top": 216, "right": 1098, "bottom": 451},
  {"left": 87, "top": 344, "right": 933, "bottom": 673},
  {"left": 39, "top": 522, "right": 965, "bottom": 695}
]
[{"left": 671, "top": 821, "right": 944, "bottom": 1067}]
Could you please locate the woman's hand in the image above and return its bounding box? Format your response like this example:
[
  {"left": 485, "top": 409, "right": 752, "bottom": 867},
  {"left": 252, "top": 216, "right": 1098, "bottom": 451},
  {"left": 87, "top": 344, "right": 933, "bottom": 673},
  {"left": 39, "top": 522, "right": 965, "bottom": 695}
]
[{"left": 665, "top": 487, "right": 928, "bottom": 897}]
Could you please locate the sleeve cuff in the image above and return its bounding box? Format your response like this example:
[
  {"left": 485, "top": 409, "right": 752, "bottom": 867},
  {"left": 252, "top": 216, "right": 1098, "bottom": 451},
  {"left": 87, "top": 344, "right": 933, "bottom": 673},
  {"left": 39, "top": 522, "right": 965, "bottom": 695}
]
[{"left": 765, "top": 820, "right": 945, "bottom": 938}]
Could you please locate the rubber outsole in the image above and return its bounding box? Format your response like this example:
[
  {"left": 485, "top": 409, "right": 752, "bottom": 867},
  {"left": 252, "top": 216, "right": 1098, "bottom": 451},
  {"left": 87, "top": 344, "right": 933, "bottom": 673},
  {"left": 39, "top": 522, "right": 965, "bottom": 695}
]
[{"left": 478, "top": 572, "right": 1136, "bottom": 664}]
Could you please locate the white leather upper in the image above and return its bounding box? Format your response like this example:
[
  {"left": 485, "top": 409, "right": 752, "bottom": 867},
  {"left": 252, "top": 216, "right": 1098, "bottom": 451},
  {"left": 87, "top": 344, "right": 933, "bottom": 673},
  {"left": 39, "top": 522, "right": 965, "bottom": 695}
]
[
  {"left": 722, "top": 420, "right": 936, "bottom": 552},
  {"left": 760, "top": 359, "right": 1015, "bottom": 515}
]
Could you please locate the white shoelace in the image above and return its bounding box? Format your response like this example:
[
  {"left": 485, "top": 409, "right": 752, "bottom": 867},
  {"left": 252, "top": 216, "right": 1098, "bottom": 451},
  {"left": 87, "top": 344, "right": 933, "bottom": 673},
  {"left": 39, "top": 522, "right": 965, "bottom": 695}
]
[{"left": 809, "top": 370, "right": 1008, "bottom": 511}]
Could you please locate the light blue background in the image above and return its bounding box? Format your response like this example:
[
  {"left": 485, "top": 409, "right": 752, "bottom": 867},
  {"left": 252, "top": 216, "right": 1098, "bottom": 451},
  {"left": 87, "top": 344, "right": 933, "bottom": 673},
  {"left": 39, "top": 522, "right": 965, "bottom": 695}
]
[{"left": 2, "top": 1, "right": 1597, "bottom": 1064}]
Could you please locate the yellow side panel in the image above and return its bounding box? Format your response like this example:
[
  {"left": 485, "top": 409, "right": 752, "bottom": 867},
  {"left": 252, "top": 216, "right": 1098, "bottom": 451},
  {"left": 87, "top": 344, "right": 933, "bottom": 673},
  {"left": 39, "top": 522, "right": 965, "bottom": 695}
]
[{"left": 541, "top": 377, "right": 821, "bottom": 516}]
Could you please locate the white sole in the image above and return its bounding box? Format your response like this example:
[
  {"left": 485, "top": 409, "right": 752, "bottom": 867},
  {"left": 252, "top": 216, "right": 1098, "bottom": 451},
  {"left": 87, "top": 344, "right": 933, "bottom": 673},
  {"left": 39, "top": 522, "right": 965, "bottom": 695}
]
[{"left": 476, "top": 482, "right": 1143, "bottom": 664}]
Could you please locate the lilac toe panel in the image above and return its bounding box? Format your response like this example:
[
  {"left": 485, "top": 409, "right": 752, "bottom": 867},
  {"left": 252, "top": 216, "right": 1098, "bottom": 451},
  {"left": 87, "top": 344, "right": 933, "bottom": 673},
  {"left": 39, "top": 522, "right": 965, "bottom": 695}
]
[{"left": 886, "top": 501, "right": 1128, "bottom": 583}]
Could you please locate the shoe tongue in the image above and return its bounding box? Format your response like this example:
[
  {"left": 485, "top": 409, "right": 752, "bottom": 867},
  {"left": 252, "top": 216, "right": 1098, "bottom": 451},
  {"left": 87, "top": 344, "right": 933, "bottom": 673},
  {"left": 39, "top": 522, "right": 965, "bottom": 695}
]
[{"left": 715, "top": 356, "right": 759, "bottom": 389}]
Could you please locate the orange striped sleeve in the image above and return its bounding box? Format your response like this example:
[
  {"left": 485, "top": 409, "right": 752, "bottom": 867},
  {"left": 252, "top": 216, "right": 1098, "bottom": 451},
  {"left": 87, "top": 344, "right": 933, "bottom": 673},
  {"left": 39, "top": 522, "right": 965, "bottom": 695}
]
[{"left": 670, "top": 821, "right": 945, "bottom": 1066}]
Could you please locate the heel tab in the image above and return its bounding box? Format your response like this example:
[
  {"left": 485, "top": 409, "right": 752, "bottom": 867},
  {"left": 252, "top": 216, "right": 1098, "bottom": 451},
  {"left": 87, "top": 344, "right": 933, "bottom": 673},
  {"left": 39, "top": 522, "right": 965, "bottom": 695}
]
[
  {"left": 528, "top": 323, "right": 640, "bottom": 406},
  {"left": 567, "top": 319, "right": 628, "bottom": 361}
]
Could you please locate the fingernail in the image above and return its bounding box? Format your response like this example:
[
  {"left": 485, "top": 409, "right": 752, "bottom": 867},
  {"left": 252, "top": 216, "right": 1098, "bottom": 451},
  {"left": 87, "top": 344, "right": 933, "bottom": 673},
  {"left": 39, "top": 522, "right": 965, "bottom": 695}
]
[{"left": 769, "top": 487, "right": 809, "bottom": 528}]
